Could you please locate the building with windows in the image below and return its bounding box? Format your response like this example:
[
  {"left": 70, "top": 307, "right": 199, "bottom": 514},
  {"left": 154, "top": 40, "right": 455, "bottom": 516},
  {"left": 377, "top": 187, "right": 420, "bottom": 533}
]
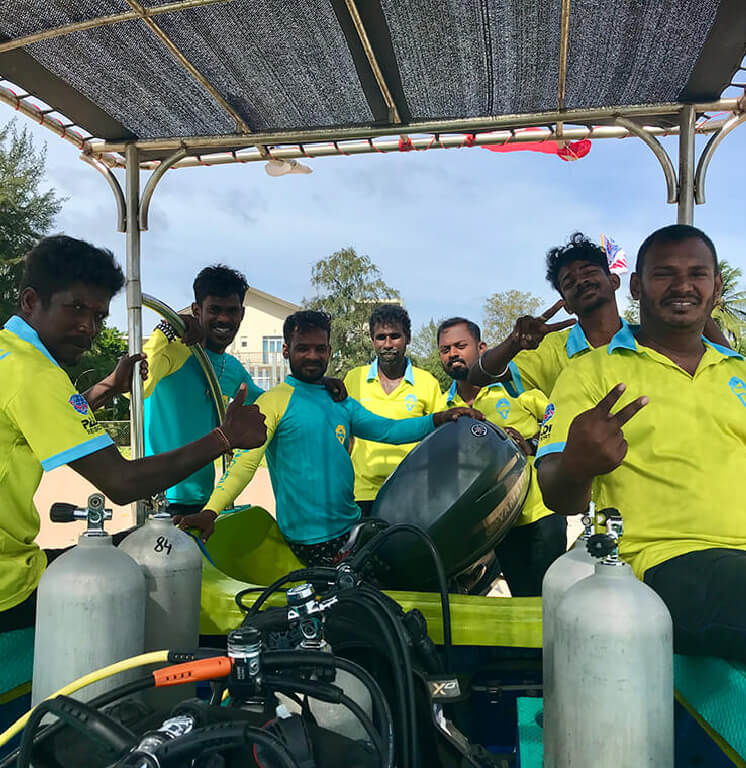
[{"left": 226, "top": 287, "right": 300, "bottom": 390}]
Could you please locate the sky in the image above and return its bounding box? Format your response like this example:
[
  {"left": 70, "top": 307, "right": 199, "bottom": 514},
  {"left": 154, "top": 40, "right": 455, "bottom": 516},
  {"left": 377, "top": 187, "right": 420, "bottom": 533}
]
[{"left": 3, "top": 94, "right": 745, "bottom": 336}]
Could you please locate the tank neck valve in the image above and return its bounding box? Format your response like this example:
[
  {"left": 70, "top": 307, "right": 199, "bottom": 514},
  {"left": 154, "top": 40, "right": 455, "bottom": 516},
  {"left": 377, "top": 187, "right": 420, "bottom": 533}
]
[
  {"left": 586, "top": 508, "right": 623, "bottom": 566},
  {"left": 146, "top": 493, "right": 171, "bottom": 520},
  {"left": 228, "top": 627, "right": 263, "bottom": 700}
]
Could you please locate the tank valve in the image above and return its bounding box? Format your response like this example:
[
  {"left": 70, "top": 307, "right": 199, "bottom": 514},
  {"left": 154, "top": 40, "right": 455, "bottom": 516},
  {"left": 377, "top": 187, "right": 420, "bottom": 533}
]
[
  {"left": 586, "top": 508, "right": 623, "bottom": 565},
  {"left": 228, "top": 626, "right": 263, "bottom": 700},
  {"left": 146, "top": 492, "right": 170, "bottom": 519},
  {"left": 50, "top": 494, "right": 112, "bottom": 536}
]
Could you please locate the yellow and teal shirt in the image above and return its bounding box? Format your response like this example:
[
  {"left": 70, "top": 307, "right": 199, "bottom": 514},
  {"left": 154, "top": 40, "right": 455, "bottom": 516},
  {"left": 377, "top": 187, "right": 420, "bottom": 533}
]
[
  {"left": 536, "top": 323, "right": 746, "bottom": 578},
  {"left": 143, "top": 330, "right": 263, "bottom": 505},
  {"left": 205, "top": 375, "right": 436, "bottom": 544},
  {"left": 0, "top": 316, "right": 113, "bottom": 612},
  {"left": 442, "top": 381, "right": 552, "bottom": 527},
  {"left": 344, "top": 359, "right": 442, "bottom": 501},
  {"left": 507, "top": 317, "right": 629, "bottom": 397}
]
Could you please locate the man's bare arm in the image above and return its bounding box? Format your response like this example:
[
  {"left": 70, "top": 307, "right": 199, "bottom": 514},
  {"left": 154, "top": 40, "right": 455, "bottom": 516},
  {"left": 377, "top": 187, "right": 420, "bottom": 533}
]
[{"left": 70, "top": 384, "right": 266, "bottom": 505}]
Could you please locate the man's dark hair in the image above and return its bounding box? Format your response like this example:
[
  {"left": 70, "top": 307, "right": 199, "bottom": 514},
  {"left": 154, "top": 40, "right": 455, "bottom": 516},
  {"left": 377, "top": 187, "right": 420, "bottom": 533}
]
[
  {"left": 193, "top": 264, "right": 249, "bottom": 305},
  {"left": 635, "top": 224, "right": 718, "bottom": 273},
  {"left": 545, "top": 232, "right": 610, "bottom": 292},
  {"left": 368, "top": 303, "right": 411, "bottom": 339},
  {"left": 437, "top": 316, "right": 481, "bottom": 344},
  {"left": 283, "top": 310, "right": 332, "bottom": 344},
  {"left": 19, "top": 235, "right": 125, "bottom": 306}
]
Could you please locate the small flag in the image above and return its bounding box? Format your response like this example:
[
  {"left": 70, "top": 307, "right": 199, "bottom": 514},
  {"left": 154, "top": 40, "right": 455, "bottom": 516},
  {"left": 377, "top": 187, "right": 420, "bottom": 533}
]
[{"left": 600, "top": 234, "right": 628, "bottom": 274}]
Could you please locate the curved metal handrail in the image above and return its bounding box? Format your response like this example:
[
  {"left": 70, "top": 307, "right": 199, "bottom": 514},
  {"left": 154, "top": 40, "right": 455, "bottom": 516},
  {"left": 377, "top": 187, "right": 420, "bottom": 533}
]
[
  {"left": 142, "top": 294, "right": 228, "bottom": 474},
  {"left": 694, "top": 110, "right": 746, "bottom": 204}
]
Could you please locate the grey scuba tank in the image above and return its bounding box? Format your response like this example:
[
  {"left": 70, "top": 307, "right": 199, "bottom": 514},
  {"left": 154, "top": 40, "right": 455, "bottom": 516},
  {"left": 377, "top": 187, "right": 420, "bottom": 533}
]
[
  {"left": 551, "top": 511, "right": 673, "bottom": 768},
  {"left": 32, "top": 494, "right": 146, "bottom": 704},
  {"left": 541, "top": 507, "right": 596, "bottom": 767},
  {"left": 119, "top": 505, "right": 202, "bottom": 655}
]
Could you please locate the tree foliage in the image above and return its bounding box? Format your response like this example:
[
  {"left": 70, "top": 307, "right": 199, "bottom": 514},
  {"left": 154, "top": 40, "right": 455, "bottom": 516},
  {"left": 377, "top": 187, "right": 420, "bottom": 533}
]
[
  {"left": 712, "top": 259, "right": 746, "bottom": 345},
  {"left": 622, "top": 294, "right": 640, "bottom": 325},
  {"left": 409, "top": 318, "right": 451, "bottom": 389},
  {"left": 67, "top": 326, "right": 130, "bottom": 420},
  {"left": 482, "top": 289, "right": 542, "bottom": 345},
  {"left": 0, "top": 121, "right": 63, "bottom": 324},
  {"left": 303, "top": 247, "right": 400, "bottom": 376}
]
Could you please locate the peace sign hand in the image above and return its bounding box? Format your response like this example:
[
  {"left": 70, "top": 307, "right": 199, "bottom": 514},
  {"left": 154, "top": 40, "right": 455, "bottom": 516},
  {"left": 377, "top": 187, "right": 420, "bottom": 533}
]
[
  {"left": 510, "top": 299, "right": 576, "bottom": 350},
  {"left": 561, "top": 384, "right": 648, "bottom": 481}
]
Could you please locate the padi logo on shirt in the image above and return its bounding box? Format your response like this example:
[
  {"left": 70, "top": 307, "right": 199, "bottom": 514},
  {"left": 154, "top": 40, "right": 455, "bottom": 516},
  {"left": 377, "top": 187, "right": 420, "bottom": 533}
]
[
  {"left": 728, "top": 376, "right": 746, "bottom": 407},
  {"left": 69, "top": 394, "right": 89, "bottom": 415},
  {"left": 540, "top": 402, "right": 555, "bottom": 440},
  {"left": 80, "top": 417, "right": 101, "bottom": 435},
  {"left": 495, "top": 398, "right": 511, "bottom": 419},
  {"left": 335, "top": 424, "right": 347, "bottom": 444},
  {"left": 404, "top": 393, "right": 417, "bottom": 412}
]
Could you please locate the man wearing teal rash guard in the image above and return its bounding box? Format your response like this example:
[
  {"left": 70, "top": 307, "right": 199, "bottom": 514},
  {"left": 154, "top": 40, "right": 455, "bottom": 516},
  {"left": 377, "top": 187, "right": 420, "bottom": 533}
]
[
  {"left": 176, "top": 310, "right": 482, "bottom": 566},
  {"left": 144, "top": 266, "right": 344, "bottom": 514}
]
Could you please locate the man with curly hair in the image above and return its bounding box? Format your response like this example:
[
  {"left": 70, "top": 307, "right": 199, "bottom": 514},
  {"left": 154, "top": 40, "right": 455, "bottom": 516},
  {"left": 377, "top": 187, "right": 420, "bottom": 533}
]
[{"left": 469, "top": 232, "right": 727, "bottom": 398}]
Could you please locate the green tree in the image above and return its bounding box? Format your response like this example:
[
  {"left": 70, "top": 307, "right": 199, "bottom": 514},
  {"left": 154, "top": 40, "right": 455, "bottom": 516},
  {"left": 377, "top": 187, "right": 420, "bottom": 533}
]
[
  {"left": 303, "top": 247, "right": 400, "bottom": 376},
  {"left": 0, "top": 121, "right": 63, "bottom": 323},
  {"left": 482, "top": 290, "right": 542, "bottom": 345},
  {"left": 67, "top": 326, "right": 130, "bottom": 420},
  {"left": 622, "top": 294, "right": 640, "bottom": 325},
  {"left": 712, "top": 260, "right": 746, "bottom": 345},
  {"left": 409, "top": 318, "right": 451, "bottom": 389}
]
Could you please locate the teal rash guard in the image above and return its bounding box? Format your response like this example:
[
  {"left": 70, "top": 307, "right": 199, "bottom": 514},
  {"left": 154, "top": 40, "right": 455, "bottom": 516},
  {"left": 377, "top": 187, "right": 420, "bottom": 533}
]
[
  {"left": 142, "top": 329, "right": 263, "bottom": 505},
  {"left": 205, "top": 375, "right": 436, "bottom": 544}
]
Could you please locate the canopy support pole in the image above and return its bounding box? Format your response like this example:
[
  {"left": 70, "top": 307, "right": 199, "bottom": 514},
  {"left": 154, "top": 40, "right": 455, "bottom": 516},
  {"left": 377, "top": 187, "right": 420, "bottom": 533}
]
[
  {"left": 677, "top": 104, "right": 696, "bottom": 224},
  {"left": 694, "top": 106, "right": 746, "bottom": 205},
  {"left": 614, "top": 117, "right": 677, "bottom": 204},
  {"left": 125, "top": 144, "right": 146, "bottom": 526}
]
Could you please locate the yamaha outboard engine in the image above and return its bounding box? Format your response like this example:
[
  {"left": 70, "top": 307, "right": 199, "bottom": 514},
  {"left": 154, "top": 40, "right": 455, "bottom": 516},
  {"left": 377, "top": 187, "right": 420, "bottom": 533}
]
[{"left": 370, "top": 417, "right": 529, "bottom": 589}]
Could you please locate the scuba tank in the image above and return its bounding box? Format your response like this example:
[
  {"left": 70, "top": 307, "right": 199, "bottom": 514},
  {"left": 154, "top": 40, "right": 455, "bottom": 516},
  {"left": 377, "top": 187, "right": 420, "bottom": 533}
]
[
  {"left": 541, "top": 506, "right": 596, "bottom": 767},
  {"left": 551, "top": 510, "right": 673, "bottom": 768},
  {"left": 32, "top": 494, "right": 146, "bottom": 704},
  {"left": 119, "top": 497, "right": 202, "bottom": 655},
  {"left": 119, "top": 497, "right": 202, "bottom": 707}
]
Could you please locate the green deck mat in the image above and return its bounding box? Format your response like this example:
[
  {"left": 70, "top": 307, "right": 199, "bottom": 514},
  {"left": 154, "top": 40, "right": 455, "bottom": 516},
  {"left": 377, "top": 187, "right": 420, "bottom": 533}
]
[
  {"left": 0, "top": 627, "right": 33, "bottom": 698},
  {"left": 674, "top": 655, "right": 746, "bottom": 765},
  {"left": 517, "top": 696, "right": 543, "bottom": 768}
]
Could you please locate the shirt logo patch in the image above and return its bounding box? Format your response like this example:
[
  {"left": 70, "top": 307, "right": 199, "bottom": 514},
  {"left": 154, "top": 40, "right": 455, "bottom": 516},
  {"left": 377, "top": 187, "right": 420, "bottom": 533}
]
[
  {"left": 728, "top": 376, "right": 746, "bottom": 407},
  {"left": 471, "top": 423, "right": 489, "bottom": 438},
  {"left": 542, "top": 403, "right": 555, "bottom": 424},
  {"left": 495, "top": 398, "right": 511, "bottom": 419},
  {"left": 69, "top": 394, "right": 89, "bottom": 415},
  {"left": 404, "top": 393, "right": 417, "bottom": 412},
  {"left": 335, "top": 424, "right": 347, "bottom": 444}
]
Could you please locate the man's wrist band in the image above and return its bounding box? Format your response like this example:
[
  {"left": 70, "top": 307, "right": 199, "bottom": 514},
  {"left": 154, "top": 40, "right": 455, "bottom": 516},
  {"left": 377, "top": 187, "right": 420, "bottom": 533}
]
[
  {"left": 212, "top": 426, "right": 233, "bottom": 454},
  {"left": 156, "top": 320, "right": 178, "bottom": 342},
  {"left": 478, "top": 353, "right": 507, "bottom": 380}
]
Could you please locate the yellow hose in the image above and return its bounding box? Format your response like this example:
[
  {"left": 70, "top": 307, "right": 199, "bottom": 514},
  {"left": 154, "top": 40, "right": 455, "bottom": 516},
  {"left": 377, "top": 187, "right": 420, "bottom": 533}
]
[{"left": 0, "top": 650, "right": 169, "bottom": 747}]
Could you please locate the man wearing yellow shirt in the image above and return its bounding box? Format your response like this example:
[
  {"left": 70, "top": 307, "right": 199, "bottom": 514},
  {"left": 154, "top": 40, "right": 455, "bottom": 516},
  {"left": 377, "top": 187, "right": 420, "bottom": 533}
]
[
  {"left": 469, "top": 232, "right": 727, "bottom": 396},
  {"left": 0, "top": 236, "right": 266, "bottom": 649},
  {"left": 437, "top": 317, "right": 566, "bottom": 595},
  {"left": 537, "top": 225, "right": 746, "bottom": 661},
  {"left": 344, "top": 305, "right": 441, "bottom": 515}
]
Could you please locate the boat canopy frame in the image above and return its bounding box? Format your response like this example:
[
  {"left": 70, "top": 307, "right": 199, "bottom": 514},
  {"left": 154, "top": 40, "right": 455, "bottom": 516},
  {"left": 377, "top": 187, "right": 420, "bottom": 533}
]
[{"left": 1, "top": 0, "right": 744, "bottom": 522}]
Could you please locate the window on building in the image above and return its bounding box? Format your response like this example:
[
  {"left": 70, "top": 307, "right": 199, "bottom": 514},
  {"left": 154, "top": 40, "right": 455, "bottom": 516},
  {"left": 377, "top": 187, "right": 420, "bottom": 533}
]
[
  {"left": 262, "top": 336, "right": 283, "bottom": 364},
  {"left": 241, "top": 338, "right": 248, "bottom": 348}
]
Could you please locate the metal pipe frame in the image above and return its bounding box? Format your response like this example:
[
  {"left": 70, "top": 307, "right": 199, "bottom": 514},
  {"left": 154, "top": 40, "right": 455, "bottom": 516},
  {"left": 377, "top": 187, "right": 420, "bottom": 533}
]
[
  {"left": 88, "top": 98, "right": 740, "bottom": 155},
  {"left": 79, "top": 153, "right": 127, "bottom": 231},
  {"left": 125, "top": 144, "right": 146, "bottom": 526},
  {"left": 678, "top": 104, "right": 696, "bottom": 224},
  {"left": 122, "top": 0, "right": 251, "bottom": 133},
  {"left": 139, "top": 148, "right": 188, "bottom": 230},
  {"left": 343, "top": 0, "right": 401, "bottom": 124},
  {"left": 694, "top": 110, "right": 746, "bottom": 204},
  {"left": 556, "top": 0, "right": 572, "bottom": 136},
  {"left": 122, "top": 117, "right": 728, "bottom": 171},
  {"left": 614, "top": 117, "right": 677, "bottom": 204},
  {"left": 0, "top": 0, "right": 239, "bottom": 54}
]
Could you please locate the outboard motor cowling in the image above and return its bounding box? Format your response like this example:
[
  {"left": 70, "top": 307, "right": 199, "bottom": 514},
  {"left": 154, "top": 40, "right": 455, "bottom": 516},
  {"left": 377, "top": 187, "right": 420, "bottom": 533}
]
[{"left": 370, "top": 417, "right": 529, "bottom": 590}]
